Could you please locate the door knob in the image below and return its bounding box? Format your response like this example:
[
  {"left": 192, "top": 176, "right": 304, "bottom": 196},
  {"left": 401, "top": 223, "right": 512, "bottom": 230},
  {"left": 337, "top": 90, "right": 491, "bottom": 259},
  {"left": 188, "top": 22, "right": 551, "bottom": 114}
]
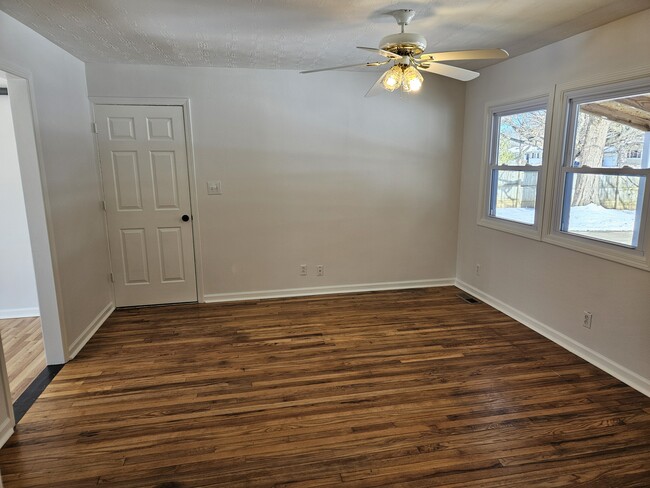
[{"left": 181, "top": 214, "right": 190, "bottom": 222}]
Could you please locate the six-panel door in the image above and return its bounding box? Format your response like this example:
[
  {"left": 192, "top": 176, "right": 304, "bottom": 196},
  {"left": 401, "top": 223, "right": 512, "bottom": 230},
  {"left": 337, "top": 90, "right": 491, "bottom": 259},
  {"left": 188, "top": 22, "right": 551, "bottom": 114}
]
[{"left": 95, "top": 105, "right": 197, "bottom": 307}]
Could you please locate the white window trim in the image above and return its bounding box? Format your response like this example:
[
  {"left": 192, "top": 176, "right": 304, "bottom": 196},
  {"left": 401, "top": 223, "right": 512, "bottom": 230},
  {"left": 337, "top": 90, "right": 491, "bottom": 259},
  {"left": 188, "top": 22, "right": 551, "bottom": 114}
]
[
  {"left": 478, "top": 95, "right": 552, "bottom": 240},
  {"left": 542, "top": 73, "right": 650, "bottom": 271}
]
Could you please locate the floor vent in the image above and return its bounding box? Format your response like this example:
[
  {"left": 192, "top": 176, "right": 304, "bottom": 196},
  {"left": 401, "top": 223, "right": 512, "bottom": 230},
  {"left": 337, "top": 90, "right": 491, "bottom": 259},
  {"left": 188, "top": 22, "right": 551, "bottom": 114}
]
[{"left": 457, "top": 292, "right": 482, "bottom": 304}]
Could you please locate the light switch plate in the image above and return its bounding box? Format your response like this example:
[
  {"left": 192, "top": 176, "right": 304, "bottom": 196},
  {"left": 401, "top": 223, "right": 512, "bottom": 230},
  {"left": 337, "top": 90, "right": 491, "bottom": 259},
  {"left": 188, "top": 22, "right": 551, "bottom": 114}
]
[{"left": 207, "top": 180, "right": 222, "bottom": 195}]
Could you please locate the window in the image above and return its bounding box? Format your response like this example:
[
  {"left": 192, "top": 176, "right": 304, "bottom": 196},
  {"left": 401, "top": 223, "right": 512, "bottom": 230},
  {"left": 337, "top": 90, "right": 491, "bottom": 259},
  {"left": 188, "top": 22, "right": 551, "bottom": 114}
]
[
  {"left": 480, "top": 97, "right": 549, "bottom": 238},
  {"left": 556, "top": 86, "right": 649, "bottom": 250},
  {"left": 479, "top": 77, "right": 650, "bottom": 269},
  {"left": 543, "top": 76, "right": 650, "bottom": 269}
]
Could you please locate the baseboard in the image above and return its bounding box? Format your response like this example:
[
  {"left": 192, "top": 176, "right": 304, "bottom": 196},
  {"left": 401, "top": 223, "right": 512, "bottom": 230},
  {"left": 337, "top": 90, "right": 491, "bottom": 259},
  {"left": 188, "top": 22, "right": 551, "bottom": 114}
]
[
  {"left": 0, "top": 417, "right": 13, "bottom": 449},
  {"left": 66, "top": 302, "right": 115, "bottom": 360},
  {"left": 455, "top": 280, "right": 650, "bottom": 398},
  {"left": 0, "top": 307, "right": 39, "bottom": 319},
  {"left": 204, "top": 278, "right": 455, "bottom": 303}
]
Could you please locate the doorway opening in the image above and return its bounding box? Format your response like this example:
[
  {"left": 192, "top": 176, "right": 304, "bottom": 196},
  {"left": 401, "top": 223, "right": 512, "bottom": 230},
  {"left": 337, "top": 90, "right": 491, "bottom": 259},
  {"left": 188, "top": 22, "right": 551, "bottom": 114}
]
[
  {"left": 0, "top": 73, "right": 45, "bottom": 406},
  {"left": 0, "top": 69, "right": 65, "bottom": 424}
]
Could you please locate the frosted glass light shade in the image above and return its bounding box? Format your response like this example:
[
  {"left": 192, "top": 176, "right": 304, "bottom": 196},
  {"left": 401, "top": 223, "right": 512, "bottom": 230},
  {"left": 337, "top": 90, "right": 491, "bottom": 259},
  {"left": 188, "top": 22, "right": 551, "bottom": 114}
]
[
  {"left": 381, "top": 66, "right": 403, "bottom": 92},
  {"left": 402, "top": 66, "right": 423, "bottom": 92}
]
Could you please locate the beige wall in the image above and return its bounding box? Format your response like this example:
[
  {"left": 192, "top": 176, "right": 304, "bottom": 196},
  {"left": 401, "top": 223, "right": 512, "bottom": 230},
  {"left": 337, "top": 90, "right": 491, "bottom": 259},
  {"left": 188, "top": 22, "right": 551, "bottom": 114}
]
[
  {"left": 85, "top": 64, "right": 466, "bottom": 299},
  {"left": 457, "top": 10, "right": 650, "bottom": 391},
  {"left": 0, "top": 11, "right": 113, "bottom": 358}
]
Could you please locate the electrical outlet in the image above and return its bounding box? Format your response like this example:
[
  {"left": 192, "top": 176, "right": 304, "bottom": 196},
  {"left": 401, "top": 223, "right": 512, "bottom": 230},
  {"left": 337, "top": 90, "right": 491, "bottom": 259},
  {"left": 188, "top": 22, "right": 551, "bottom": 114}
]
[
  {"left": 299, "top": 264, "right": 307, "bottom": 276},
  {"left": 583, "top": 311, "right": 592, "bottom": 329},
  {"left": 475, "top": 264, "right": 481, "bottom": 276},
  {"left": 317, "top": 265, "right": 324, "bottom": 276}
]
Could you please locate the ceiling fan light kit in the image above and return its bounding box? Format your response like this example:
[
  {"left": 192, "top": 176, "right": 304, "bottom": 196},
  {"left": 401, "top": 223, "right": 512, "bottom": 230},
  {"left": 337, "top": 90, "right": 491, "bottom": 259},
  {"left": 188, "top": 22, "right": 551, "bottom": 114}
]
[
  {"left": 380, "top": 64, "right": 424, "bottom": 93},
  {"left": 300, "top": 9, "right": 509, "bottom": 97}
]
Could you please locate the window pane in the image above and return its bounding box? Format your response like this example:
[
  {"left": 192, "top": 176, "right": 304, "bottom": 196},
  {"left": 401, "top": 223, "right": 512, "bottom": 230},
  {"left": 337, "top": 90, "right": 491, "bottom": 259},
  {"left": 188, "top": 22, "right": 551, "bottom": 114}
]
[
  {"left": 495, "top": 109, "right": 546, "bottom": 166},
  {"left": 562, "top": 173, "right": 645, "bottom": 247},
  {"left": 571, "top": 92, "right": 650, "bottom": 169},
  {"left": 491, "top": 170, "right": 538, "bottom": 224}
]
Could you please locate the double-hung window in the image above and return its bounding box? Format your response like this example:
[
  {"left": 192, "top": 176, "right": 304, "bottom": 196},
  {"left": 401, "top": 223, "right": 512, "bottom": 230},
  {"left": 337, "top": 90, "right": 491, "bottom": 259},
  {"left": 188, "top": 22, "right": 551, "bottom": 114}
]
[
  {"left": 480, "top": 97, "right": 549, "bottom": 238},
  {"left": 550, "top": 78, "right": 650, "bottom": 267}
]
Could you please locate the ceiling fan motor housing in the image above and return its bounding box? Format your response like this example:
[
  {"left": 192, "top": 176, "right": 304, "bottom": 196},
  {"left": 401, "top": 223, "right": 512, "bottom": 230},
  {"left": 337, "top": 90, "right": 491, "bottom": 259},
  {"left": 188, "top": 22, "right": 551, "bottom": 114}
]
[{"left": 380, "top": 33, "right": 427, "bottom": 56}]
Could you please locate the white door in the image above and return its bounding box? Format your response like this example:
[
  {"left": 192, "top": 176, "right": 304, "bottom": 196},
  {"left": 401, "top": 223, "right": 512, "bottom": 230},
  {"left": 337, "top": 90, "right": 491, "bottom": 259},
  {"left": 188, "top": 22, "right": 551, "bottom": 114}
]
[{"left": 95, "top": 105, "right": 197, "bottom": 307}]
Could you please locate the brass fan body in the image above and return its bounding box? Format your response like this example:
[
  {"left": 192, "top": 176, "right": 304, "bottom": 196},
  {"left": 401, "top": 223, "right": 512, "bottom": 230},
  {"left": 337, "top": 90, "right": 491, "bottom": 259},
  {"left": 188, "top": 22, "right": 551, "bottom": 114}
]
[{"left": 379, "top": 33, "right": 427, "bottom": 57}]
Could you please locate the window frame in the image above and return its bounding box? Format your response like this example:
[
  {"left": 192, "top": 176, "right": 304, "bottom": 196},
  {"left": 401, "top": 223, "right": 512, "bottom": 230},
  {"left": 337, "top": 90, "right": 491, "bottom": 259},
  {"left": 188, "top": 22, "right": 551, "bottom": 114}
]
[
  {"left": 543, "top": 75, "right": 650, "bottom": 270},
  {"left": 478, "top": 95, "right": 552, "bottom": 240}
]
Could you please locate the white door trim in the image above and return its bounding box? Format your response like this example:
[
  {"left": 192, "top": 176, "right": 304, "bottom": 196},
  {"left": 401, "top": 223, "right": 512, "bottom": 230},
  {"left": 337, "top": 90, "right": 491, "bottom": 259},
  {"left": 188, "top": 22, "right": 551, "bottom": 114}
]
[
  {"left": 0, "top": 336, "right": 15, "bottom": 435},
  {"left": 90, "top": 97, "right": 205, "bottom": 303},
  {"left": 0, "top": 63, "right": 67, "bottom": 364}
]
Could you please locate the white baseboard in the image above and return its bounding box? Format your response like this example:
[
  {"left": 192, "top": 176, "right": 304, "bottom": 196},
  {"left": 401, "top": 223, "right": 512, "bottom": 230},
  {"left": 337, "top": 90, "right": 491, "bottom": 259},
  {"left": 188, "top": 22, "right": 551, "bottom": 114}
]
[
  {"left": 0, "top": 417, "right": 13, "bottom": 449},
  {"left": 67, "top": 302, "right": 115, "bottom": 360},
  {"left": 204, "top": 278, "right": 455, "bottom": 303},
  {"left": 0, "top": 307, "right": 39, "bottom": 319},
  {"left": 455, "top": 279, "right": 650, "bottom": 398}
]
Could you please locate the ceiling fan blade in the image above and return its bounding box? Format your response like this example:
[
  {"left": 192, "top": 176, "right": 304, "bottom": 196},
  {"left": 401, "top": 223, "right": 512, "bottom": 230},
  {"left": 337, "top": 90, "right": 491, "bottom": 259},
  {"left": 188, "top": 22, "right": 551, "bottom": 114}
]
[
  {"left": 419, "top": 49, "right": 509, "bottom": 62},
  {"left": 357, "top": 46, "right": 402, "bottom": 60},
  {"left": 300, "top": 60, "right": 389, "bottom": 74},
  {"left": 365, "top": 72, "right": 387, "bottom": 98},
  {"left": 416, "top": 62, "right": 480, "bottom": 82}
]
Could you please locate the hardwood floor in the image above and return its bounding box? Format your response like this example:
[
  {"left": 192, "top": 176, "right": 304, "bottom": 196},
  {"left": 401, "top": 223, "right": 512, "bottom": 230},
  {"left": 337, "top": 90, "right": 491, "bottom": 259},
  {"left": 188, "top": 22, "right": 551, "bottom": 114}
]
[
  {"left": 0, "top": 287, "right": 649, "bottom": 487},
  {"left": 0, "top": 317, "right": 46, "bottom": 402}
]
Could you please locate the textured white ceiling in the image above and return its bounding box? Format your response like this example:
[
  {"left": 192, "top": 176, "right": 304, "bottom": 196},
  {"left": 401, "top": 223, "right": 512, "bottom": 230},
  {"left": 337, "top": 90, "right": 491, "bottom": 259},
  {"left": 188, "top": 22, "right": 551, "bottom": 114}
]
[{"left": 0, "top": 0, "right": 649, "bottom": 70}]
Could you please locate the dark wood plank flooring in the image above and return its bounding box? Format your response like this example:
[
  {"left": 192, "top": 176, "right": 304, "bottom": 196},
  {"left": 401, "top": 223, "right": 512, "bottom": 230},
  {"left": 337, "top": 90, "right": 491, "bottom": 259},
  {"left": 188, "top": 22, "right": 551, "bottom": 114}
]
[{"left": 0, "top": 286, "right": 649, "bottom": 487}]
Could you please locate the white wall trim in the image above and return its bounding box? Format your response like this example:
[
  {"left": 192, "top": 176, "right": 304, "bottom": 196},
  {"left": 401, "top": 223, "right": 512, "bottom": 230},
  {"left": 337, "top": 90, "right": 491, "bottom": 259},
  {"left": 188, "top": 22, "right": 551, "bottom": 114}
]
[
  {"left": 455, "top": 279, "right": 650, "bottom": 398},
  {"left": 0, "top": 308, "right": 40, "bottom": 319},
  {"left": 0, "top": 417, "right": 13, "bottom": 449},
  {"left": 0, "top": 338, "right": 14, "bottom": 444},
  {"left": 204, "top": 279, "right": 455, "bottom": 303},
  {"left": 66, "top": 302, "right": 115, "bottom": 360}
]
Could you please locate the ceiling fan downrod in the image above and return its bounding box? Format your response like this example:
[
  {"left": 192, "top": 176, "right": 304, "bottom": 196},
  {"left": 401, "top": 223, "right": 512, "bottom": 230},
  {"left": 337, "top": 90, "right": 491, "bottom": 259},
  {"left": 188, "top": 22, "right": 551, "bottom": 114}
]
[{"left": 379, "top": 9, "right": 427, "bottom": 56}]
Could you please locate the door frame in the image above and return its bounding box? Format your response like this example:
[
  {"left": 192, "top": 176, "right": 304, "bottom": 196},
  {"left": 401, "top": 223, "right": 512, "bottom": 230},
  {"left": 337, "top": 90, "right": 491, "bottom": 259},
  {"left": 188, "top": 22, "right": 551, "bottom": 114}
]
[
  {"left": 0, "top": 62, "right": 69, "bottom": 446},
  {"left": 89, "top": 97, "right": 205, "bottom": 304},
  {"left": 0, "top": 63, "right": 67, "bottom": 365}
]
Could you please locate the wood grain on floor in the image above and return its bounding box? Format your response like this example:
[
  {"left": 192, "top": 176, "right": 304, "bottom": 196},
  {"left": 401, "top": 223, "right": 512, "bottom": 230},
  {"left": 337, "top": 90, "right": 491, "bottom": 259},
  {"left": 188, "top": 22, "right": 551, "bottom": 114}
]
[
  {"left": 0, "top": 287, "right": 649, "bottom": 487},
  {"left": 0, "top": 317, "right": 45, "bottom": 402}
]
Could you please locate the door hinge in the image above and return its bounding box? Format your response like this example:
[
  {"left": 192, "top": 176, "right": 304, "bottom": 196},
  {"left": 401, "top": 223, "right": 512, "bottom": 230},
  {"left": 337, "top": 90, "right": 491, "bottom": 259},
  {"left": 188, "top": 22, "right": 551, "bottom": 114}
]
[
  {"left": 109, "top": 272, "right": 114, "bottom": 283},
  {"left": 91, "top": 122, "right": 98, "bottom": 134},
  {"left": 101, "top": 200, "right": 107, "bottom": 211}
]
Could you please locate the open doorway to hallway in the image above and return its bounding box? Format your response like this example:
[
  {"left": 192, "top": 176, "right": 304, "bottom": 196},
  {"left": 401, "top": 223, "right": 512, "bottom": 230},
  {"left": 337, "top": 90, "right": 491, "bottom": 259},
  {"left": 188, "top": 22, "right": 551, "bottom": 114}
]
[{"left": 0, "top": 73, "right": 47, "bottom": 414}]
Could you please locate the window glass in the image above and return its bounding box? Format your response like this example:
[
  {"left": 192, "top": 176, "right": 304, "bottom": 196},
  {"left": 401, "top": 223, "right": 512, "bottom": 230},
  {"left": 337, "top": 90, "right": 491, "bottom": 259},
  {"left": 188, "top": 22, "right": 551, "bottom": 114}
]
[
  {"left": 491, "top": 170, "right": 538, "bottom": 224},
  {"left": 561, "top": 174, "right": 645, "bottom": 247},
  {"left": 496, "top": 110, "right": 546, "bottom": 167},
  {"left": 571, "top": 94, "right": 649, "bottom": 169}
]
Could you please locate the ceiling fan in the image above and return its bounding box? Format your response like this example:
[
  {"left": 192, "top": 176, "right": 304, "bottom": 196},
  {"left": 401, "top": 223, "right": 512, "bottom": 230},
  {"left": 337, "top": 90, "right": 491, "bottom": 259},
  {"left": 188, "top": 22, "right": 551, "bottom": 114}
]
[{"left": 300, "top": 9, "right": 509, "bottom": 96}]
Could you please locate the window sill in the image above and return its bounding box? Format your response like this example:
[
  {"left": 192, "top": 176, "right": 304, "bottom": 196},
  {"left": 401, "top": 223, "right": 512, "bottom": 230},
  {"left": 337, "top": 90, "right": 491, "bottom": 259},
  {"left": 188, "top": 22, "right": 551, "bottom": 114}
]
[
  {"left": 478, "top": 216, "right": 542, "bottom": 241},
  {"left": 542, "top": 230, "right": 649, "bottom": 271}
]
